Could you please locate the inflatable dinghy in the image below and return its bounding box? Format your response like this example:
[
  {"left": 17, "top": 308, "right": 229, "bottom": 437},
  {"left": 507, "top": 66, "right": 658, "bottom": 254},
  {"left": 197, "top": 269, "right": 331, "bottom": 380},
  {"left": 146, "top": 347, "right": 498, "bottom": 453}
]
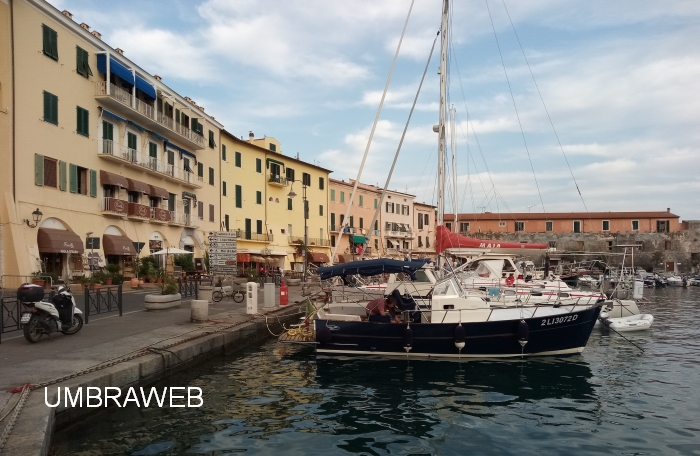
[{"left": 598, "top": 312, "right": 653, "bottom": 332}]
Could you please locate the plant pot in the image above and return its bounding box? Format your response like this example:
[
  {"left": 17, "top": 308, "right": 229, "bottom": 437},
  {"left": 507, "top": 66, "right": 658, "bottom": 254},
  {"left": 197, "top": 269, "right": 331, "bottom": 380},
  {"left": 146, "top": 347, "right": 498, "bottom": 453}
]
[
  {"left": 93, "top": 283, "right": 102, "bottom": 290},
  {"left": 139, "top": 279, "right": 144, "bottom": 286},
  {"left": 105, "top": 278, "right": 113, "bottom": 285},
  {"left": 32, "top": 279, "right": 45, "bottom": 288},
  {"left": 130, "top": 277, "right": 140, "bottom": 288},
  {"left": 156, "top": 278, "right": 163, "bottom": 284}
]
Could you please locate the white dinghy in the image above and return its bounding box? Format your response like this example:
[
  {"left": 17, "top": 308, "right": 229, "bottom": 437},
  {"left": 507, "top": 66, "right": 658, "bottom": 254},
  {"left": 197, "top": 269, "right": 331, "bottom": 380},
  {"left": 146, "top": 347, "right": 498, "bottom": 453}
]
[{"left": 598, "top": 312, "right": 654, "bottom": 332}]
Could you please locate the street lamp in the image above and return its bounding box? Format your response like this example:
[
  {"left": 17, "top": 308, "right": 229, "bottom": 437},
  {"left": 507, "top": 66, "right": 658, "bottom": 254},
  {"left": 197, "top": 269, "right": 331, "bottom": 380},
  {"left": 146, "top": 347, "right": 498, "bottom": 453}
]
[
  {"left": 23, "top": 208, "right": 43, "bottom": 228},
  {"left": 287, "top": 180, "right": 308, "bottom": 283}
]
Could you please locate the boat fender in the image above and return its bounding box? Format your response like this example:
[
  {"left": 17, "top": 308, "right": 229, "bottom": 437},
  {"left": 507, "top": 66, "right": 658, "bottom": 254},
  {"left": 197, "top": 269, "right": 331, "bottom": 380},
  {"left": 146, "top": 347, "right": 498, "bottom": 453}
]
[
  {"left": 454, "top": 324, "right": 466, "bottom": 350},
  {"left": 316, "top": 326, "right": 332, "bottom": 344},
  {"left": 403, "top": 326, "right": 414, "bottom": 352},
  {"left": 517, "top": 320, "right": 529, "bottom": 348}
]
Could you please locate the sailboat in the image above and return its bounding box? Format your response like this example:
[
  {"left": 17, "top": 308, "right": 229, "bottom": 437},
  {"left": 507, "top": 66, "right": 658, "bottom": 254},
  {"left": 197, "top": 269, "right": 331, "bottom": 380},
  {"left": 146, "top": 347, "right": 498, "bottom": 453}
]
[{"left": 299, "top": 0, "right": 602, "bottom": 358}]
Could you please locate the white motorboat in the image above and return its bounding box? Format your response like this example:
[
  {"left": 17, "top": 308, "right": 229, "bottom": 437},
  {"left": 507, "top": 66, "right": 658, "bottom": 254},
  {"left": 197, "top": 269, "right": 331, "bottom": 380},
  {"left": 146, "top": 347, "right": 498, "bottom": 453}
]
[{"left": 598, "top": 312, "right": 653, "bottom": 332}]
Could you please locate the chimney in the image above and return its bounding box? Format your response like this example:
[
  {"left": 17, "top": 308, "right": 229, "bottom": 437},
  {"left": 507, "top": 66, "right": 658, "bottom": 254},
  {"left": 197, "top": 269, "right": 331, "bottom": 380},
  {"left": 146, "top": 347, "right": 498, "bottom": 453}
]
[
  {"left": 80, "top": 23, "right": 90, "bottom": 31},
  {"left": 153, "top": 74, "right": 162, "bottom": 81},
  {"left": 197, "top": 106, "right": 205, "bottom": 112},
  {"left": 91, "top": 30, "right": 102, "bottom": 40},
  {"left": 61, "top": 10, "right": 73, "bottom": 19},
  {"left": 115, "top": 48, "right": 124, "bottom": 55},
  {"left": 249, "top": 131, "right": 254, "bottom": 140},
  {"left": 667, "top": 207, "right": 670, "bottom": 213}
]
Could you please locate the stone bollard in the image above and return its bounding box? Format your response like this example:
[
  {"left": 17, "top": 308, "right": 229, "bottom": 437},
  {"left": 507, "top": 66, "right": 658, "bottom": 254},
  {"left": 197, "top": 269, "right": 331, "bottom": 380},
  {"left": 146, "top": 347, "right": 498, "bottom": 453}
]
[
  {"left": 191, "top": 299, "right": 209, "bottom": 322},
  {"left": 199, "top": 285, "right": 213, "bottom": 303}
]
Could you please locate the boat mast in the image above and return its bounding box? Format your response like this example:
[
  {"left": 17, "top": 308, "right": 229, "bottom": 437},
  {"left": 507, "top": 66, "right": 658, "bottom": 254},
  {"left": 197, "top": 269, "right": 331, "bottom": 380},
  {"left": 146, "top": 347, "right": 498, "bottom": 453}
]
[
  {"left": 436, "top": 0, "right": 449, "bottom": 230},
  {"left": 450, "top": 104, "right": 457, "bottom": 232}
]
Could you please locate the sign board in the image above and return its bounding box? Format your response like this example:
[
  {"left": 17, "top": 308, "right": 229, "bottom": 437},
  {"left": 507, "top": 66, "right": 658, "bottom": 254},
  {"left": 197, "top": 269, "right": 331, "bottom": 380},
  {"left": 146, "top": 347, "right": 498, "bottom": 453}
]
[
  {"left": 208, "top": 231, "right": 237, "bottom": 275},
  {"left": 86, "top": 237, "right": 100, "bottom": 249},
  {"left": 132, "top": 242, "right": 145, "bottom": 254}
]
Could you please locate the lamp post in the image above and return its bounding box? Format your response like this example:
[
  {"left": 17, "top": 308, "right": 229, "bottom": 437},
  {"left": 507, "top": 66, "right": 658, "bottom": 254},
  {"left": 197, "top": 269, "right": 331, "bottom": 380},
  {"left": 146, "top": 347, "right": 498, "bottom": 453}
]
[
  {"left": 287, "top": 180, "right": 308, "bottom": 283},
  {"left": 86, "top": 231, "right": 94, "bottom": 277},
  {"left": 23, "top": 208, "right": 43, "bottom": 228}
]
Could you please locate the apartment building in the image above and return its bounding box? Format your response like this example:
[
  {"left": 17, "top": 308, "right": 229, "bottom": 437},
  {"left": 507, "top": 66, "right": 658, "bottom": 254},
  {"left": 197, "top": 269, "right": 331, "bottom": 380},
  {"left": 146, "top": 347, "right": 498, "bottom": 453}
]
[
  {"left": 220, "top": 132, "right": 332, "bottom": 271},
  {"left": 329, "top": 179, "right": 383, "bottom": 262},
  {"left": 381, "top": 189, "right": 416, "bottom": 257},
  {"left": 413, "top": 202, "right": 436, "bottom": 257},
  {"left": 0, "top": 1, "right": 222, "bottom": 278}
]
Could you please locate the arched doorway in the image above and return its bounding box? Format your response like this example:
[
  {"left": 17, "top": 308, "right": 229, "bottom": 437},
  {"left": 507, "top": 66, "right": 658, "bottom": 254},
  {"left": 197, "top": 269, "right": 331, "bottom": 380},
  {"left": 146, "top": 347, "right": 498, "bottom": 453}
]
[
  {"left": 149, "top": 231, "right": 167, "bottom": 268},
  {"left": 37, "top": 218, "right": 84, "bottom": 280},
  {"left": 102, "top": 226, "right": 137, "bottom": 278}
]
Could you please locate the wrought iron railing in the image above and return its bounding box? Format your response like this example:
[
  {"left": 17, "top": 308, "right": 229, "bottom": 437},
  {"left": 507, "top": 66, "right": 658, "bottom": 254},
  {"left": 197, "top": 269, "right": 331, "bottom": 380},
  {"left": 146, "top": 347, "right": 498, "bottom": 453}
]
[
  {"left": 84, "top": 284, "right": 122, "bottom": 324},
  {"left": 288, "top": 236, "right": 331, "bottom": 247},
  {"left": 178, "top": 277, "right": 198, "bottom": 298}
]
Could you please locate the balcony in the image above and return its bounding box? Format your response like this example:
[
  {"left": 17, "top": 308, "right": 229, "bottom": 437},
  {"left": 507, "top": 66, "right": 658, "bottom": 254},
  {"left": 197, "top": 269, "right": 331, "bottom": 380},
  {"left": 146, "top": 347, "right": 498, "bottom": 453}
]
[
  {"left": 95, "top": 81, "right": 205, "bottom": 150},
  {"left": 384, "top": 230, "right": 414, "bottom": 239},
  {"left": 169, "top": 212, "right": 197, "bottom": 228},
  {"left": 99, "top": 140, "right": 201, "bottom": 189},
  {"left": 268, "top": 173, "right": 288, "bottom": 187},
  {"left": 126, "top": 202, "right": 151, "bottom": 220},
  {"left": 101, "top": 197, "right": 127, "bottom": 218},
  {"left": 288, "top": 236, "right": 330, "bottom": 247},
  {"left": 150, "top": 207, "right": 171, "bottom": 224},
  {"left": 236, "top": 230, "right": 272, "bottom": 242}
]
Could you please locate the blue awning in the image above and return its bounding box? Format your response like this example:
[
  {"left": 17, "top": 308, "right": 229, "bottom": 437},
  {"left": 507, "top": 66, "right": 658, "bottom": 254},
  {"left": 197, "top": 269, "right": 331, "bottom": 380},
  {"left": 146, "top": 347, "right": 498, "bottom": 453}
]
[
  {"left": 96, "top": 54, "right": 134, "bottom": 87},
  {"left": 150, "top": 131, "right": 167, "bottom": 142},
  {"left": 317, "top": 259, "right": 428, "bottom": 281},
  {"left": 128, "top": 120, "right": 148, "bottom": 133},
  {"left": 165, "top": 141, "right": 197, "bottom": 164},
  {"left": 135, "top": 75, "right": 156, "bottom": 101},
  {"left": 101, "top": 109, "right": 126, "bottom": 123}
]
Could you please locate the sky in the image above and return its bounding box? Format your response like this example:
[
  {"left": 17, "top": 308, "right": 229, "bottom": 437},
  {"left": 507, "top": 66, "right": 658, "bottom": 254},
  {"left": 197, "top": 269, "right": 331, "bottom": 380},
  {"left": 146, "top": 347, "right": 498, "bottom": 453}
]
[{"left": 49, "top": 0, "right": 700, "bottom": 219}]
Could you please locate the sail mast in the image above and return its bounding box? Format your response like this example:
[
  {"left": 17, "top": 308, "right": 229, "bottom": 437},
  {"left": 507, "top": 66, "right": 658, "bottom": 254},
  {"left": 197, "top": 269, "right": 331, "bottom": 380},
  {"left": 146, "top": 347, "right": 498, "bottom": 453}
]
[
  {"left": 450, "top": 104, "right": 457, "bottom": 231},
  {"left": 436, "top": 0, "right": 449, "bottom": 229}
]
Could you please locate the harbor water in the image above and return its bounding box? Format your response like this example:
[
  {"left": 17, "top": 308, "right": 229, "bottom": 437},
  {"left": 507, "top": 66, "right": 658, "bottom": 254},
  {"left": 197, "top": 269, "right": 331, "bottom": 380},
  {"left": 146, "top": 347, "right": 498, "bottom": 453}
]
[{"left": 54, "top": 287, "right": 700, "bottom": 455}]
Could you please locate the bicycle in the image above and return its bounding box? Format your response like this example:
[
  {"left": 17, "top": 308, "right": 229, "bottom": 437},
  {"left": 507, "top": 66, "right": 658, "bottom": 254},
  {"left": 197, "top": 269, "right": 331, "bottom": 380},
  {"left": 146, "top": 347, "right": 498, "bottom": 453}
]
[{"left": 212, "top": 284, "right": 245, "bottom": 303}]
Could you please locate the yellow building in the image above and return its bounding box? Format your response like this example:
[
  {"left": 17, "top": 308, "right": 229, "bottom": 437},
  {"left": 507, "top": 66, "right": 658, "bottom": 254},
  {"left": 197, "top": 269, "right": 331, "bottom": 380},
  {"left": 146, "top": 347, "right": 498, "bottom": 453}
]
[
  {"left": 220, "top": 131, "right": 332, "bottom": 271},
  {"left": 0, "top": 0, "right": 222, "bottom": 280}
]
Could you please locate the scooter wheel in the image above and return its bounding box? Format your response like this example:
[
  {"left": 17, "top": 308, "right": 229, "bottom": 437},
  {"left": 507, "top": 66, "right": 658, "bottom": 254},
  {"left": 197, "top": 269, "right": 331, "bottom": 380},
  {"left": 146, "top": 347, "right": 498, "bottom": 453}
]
[
  {"left": 23, "top": 316, "right": 43, "bottom": 343},
  {"left": 60, "top": 314, "right": 84, "bottom": 335}
]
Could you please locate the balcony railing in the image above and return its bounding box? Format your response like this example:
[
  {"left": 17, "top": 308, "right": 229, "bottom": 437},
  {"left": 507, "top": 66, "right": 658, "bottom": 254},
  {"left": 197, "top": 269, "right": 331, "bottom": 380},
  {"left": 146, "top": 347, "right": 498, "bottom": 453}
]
[
  {"left": 127, "top": 202, "right": 151, "bottom": 219},
  {"left": 99, "top": 139, "right": 198, "bottom": 188},
  {"left": 150, "top": 207, "right": 171, "bottom": 223},
  {"left": 96, "top": 81, "right": 205, "bottom": 149},
  {"left": 268, "top": 174, "right": 288, "bottom": 186},
  {"left": 385, "top": 230, "right": 414, "bottom": 238},
  {"left": 288, "top": 236, "right": 330, "bottom": 247},
  {"left": 101, "top": 197, "right": 127, "bottom": 216}
]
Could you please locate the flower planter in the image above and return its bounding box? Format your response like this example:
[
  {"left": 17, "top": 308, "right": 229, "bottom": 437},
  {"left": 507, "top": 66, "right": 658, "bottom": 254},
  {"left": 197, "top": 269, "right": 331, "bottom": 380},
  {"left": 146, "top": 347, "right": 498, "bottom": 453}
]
[
  {"left": 105, "top": 278, "right": 113, "bottom": 285},
  {"left": 32, "top": 279, "right": 45, "bottom": 288},
  {"left": 139, "top": 279, "right": 144, "bottom": 286},
  {"left": 144, "top": 293, "right": 182, "bottom": 310},
  {"left": 130, "top": 277, "right": 140, "bottom": 288},
  {"left": 93, "top": 283, "right": 102, "bottom": 290}
]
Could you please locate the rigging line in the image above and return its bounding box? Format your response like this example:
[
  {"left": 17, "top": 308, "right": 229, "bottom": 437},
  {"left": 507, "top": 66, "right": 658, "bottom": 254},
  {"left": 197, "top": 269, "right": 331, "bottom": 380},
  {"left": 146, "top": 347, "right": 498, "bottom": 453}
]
[
  {"left": 330, "top": 0, "right": 415, "bottom": 264},
  {"left": 360, "top": 29, "right": 439, "bottom": 260},
  {"left": 410, "top": 134, "right": 439, "bottom": 200},
  {"left": 454, "top": 112, "right": 492, "bottom": 213},
  {"left": 500, "top": 0, "right": 591, "bottom": 217},
  {"left": 485, "top": 0, "right": 546, "bottom": 214}
]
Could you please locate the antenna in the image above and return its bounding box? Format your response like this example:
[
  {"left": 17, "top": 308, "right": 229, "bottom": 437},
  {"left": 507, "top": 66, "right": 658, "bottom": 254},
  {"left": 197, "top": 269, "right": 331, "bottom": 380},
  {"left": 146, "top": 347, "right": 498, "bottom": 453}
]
[{"left": 526, "top": 204, "right": 538, "bottom": 213}]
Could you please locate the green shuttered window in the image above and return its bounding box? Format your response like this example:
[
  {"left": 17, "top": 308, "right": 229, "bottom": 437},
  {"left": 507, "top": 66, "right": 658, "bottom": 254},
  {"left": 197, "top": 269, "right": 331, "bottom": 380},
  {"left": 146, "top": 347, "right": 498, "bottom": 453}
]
[
  {"left": 76, "top": 106, "right": 89, "bottom": 137},
  {"left": 209, "top": 167, "right": 214, "bottom": 185},
  {"left": 319, "top": 177, "right": 324, "bottom": 190},
  {"left": 35, "top": 154, "right": 44, "bottom": 186},
  {"left": 89, "top": 169, "right": 97, "bottom": 197},
  {"left": 222, "top": 181, "right": 227, "bottom": 196},
  {"left": 103, "top": 121, "right": 113, "bottom": 140},
  {"left": 256, "top": 191, "right": 262, "bottom": 205},
  {"left": 69, "top": 164, "right": 77, "bottom": 193},
  {"left": 43, "top": 91, "right": 58, "bottom": 125},
  {"left": 76, "top": 46, "right": 93, "bottom": 77},
  {"left": 208, "top": 130, "right": 215, "bottom": 148},
  {"left": 288, "top": 198, "right": 292, "bottom": 210},
  {"left": 256, "top": 158, "right": 262, "bottom": 173},
  {"left": 235, "top": 151, "right": 241, "bottom": 168},
  {"left": 42, "top": 25, "right": 58, "bottom": 60},
  {"left": 222, "top": 144, "right": 227, "bottom": 161},
  {"left": 235, "top": 185, "right": 242, "bottom": 208},
  {"left": 59, "top": 161, "right": 67, "bottom": 191}
]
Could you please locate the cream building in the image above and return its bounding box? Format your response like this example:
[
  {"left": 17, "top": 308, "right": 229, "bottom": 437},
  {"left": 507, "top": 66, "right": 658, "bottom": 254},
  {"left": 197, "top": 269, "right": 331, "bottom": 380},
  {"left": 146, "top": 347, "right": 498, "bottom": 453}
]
[
  {"left": 413, "top": 202, "right": 436, "bottom": 258},
  {"left": 329, "top": 179, "right": 382, "bottom": 262},
  {"left": 220, "top": 131, "right": 332, "bottom": 271},
  {"left": 0, "top": 0, "right": 222, "bottom": 280},
  {"left": 380, "top": 189, "right": 416, "bottom": 258}
]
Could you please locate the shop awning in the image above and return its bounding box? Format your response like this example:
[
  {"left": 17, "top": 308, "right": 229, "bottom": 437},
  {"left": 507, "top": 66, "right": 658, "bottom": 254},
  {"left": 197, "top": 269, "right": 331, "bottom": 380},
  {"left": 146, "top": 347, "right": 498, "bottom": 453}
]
[
  {"left": 250, "top": 255, "right": 266, "bottom": 263},
  {"left": 147, "top": 184, "right": 169, "bottom": 199},
  {"left": 96, "top": 54, "right": 134, "bottom": 86},
  {"left": 100, "top": 170, "right": 128, "bottom": 188},
  {"left": 237, "top": 253, "right": 251, "bottom": 262},
  {"left": 307, "top": 252, "right": 329, "bottom": 263},
  {"left": 126, "top": 178, "right": 150, "bottom": 193},
  {"left": 352, "top": 235, "right": 366, "bottom": 244},
  {"left": 135, "top": 75, "right": 156, "bottom": 100},
  {"left": 337, "top": 254, "right": 350, "bottom": 264},
  {"left": 103, "top": 234, "right": 136, "bottom": 256},
  {"left": 37, "top": 228, "right": 84, "bottom": 254}
]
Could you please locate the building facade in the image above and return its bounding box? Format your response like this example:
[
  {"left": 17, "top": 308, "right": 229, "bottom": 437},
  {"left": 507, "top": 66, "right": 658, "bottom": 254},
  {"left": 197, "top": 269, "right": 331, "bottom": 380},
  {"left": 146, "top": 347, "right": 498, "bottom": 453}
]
[
  {"left": 220, "top": 131, "right": 332, "bottom": 271},
  {"left": 413, "top": 202, "right": 436, "bottom": 257},
  {"left": 329, "top": 179, "right": 382, "bottom": 262},
  {"left": 381, "top": 189, "right": 416, "bottom": 258},
  {"left": 0, "top": 0, "right": 222, "bottom": 279}
]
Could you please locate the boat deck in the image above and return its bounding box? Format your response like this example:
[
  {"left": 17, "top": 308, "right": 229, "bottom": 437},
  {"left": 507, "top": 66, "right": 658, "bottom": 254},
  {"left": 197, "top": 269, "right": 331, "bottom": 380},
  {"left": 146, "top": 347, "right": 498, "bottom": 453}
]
[{"left": 279, "top": 329, "right": 316, "bottom": 345}]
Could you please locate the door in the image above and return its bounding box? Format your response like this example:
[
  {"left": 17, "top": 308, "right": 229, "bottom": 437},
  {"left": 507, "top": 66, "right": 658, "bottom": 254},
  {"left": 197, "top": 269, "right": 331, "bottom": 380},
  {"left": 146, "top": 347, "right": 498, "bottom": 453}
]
[
  {"left": 270, "top": 163, "right": 281, "bottom": 181},
  {"left": 245, "top": 218, "right": 252, "bottom": 240},
  {"left": 666, "top": 261, "right": 675, "bottom": 272}
]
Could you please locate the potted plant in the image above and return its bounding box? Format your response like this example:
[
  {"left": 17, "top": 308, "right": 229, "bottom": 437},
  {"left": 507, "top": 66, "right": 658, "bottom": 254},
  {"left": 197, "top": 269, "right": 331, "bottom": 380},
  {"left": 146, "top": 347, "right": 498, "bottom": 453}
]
[
  {"left": 105, "top": 264, "right": 121, "bottom": 286},
  {"left": 31, "top": 271, "right": 45, "bottom": 288},
  {"left": 154, "top": 267, "right": 165, "bottom": 284},
  {"left": 144, "top": 275, "right": 181, "bottom": 310},
  {"left": 130, "top": 257, "right": 142, "bottom": 288},
  {"left": 79, "top": 275, "right": 91, "bottom": 291}
]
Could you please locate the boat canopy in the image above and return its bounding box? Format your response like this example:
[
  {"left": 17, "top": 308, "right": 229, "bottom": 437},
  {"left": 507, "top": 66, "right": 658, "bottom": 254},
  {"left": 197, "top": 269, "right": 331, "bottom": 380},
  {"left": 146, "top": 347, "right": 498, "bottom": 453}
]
[{"left": 318, "top": 259, "right": 428, "bottom": 280}]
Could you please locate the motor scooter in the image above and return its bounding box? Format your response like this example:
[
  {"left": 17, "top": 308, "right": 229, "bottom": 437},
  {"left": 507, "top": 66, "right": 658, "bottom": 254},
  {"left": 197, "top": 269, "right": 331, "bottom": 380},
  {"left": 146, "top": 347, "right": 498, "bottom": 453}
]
[{"left": 18, "top": 283, "right": 83, "bottom": 343}]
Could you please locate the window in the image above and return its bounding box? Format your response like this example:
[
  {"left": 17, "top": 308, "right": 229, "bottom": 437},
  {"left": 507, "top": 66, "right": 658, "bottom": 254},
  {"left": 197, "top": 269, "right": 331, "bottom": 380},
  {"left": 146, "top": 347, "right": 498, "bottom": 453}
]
[
  {"left": 418, "top": 236, "right": 423, "bottom": 247},
  {"left": 222, "top": 181, "right": 227, "bottom": 196},
  {"left": 330, "top": 189, "right": 335, "bottom": 201},
  {"left": 374, "top": 220, "right": 378, "bottom": 231},
  {"left": 244, "top": 219, "right": 251, "bottom": 239},
  {"left": 168, "top": 193, "right": 175, "bottom": 212},
  {"left": 602, "top": 220, "right": 610, "bottom": 231},
  {"left": 548, "top": 241, "right": 557, "bottom": 248},
  {"left": 460, "top": 222, "right": 470, "bottom": 233},
  {"left": 235, "top": 185, "right": 242, "bottom": 208},
  {"left": 424, "top": 213, "right": 429, "bottom": 226},
  {"left": 426, "top": 237, "right": 430, "bottom": 248},
  {"left": 183, "top": 158, "right": 191, "bottom": 173},
  {"left": 75, "top": 46, "right": 93, "bottom": 78},
  {"left": 287, "top": 198, "right": 292, "bottom": 210},
  {"left": 331, "top": 235, "right": 336, "bottom": 247},
  {"left": 209, "top": 204, "right": 214, "bottom": 222},
  {"left": 445, "top": 222, "right": 452, "bottom": 231},
  {"left": 374, "top": 198, "right": 378, "bottom": 209},
  {"left": 632, "top": 220, "right": 639, "bottom": 231},
  {"left": 545, "top": 221, "right": 553, "bottom": 232},
  {"left": 198, "top": 201, "right": 204, "bottom": 220},
  {"left": 208, "top": 130, "right": 216, "bottom": 148},
  {"left": 256, "top": 191, "right": 262, "bottom": 205},
  {"left": 75, "top": 106, "right": 89, "bottom": 136},
  {"left": 127, "top": 132, "right": 137, "bottom": 151},
  {"left": 42, "top": 157, "right": 57, "bottom": 188},
  {"left": 359, "top": 195, "right": 363, "bottom": 206},
  {"left": 149, "top": 142, "right": 157, "bottom": 164},
  {"left": 235, "top": 151, "right": 241, "bottom": 168},
  {"left": 319, "top": 177, "right": 324, "bottom": 189},
  {"left": 349, "top": 216, "right": 354, "bottom": 227},
  {"left": 256, "top": 158, "right": 262, "bottom": 173},
  {"left": 103, "top": 121, "right": 113, "bottom": 141},
  {"left": 340, "top": 191, "right": 345, "bottom": 203},
  {"left": 340, "top": 214, "right": 344, "bottom": 226},
  {"left": 224, "top": 214, "right": 230, "bottom": 231},
  {"left": 359, "top": 217, "right": 364, "bottom": 229},
  {"left": 302, "top": 172, "right": 311, "bottom": 186},
  {"left": 499, "top": 221, "right": 506, "bottom": 228},
  {"left": 418, "top": 214, "right": 424, "bottom": 230},
  {"left": 577, "top": 241, "right": 585, "bottom": 250},
  {"left": 656, "top": 220, "right": 670, "bottom": 233},
  {"left": 42, "top": 25, "right": 58, "bottom": 60},
  {"left": 43, "top": 91, "right": 58, "bottom": 125},
  {"left": 269, "top": 143, "right": 276, "bottom": 152},
  {"left": 286, "top": 167, "right": 295, "bottom": 182},
  {"left": 70, "top": 165, "right": 89, "bottom": 195},
  {"left": 515, "top": 221, "right": 525, "bottom": 232},
  {"left": 198, "top": 163, "right": 204, "bottom": 178},
  {"left": 191, "top": 118, "right": 203, "bottom": 136},
  {"left": 319, "top": 205, "right": 324, "bottom": 216},
  {"left": 573, "top": 220, "right": 581, "bottom": 233},
  {"left": 331, "top": 213, "right": 336, "bottom": 230},
  {"left": 222, "top": 144, "right": 227, "bottom": 161},
  {"left": 665, "top": 241, "right": 671, "bottom": 250},
  {"left": 256, "top": 220, "right": 263, "bottom": 234},
  {"left": 607, "top": 241, "right": 613, "bottom": 251},
  {"left": 209, "top": 167, "right": 214, "bottom": 185}
]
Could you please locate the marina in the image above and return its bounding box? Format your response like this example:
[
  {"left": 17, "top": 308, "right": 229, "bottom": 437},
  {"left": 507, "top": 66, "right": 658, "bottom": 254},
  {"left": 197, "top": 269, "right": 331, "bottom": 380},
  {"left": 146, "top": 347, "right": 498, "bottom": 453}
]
[{"left": 53, "top": 286, "right": 700, "bottom": 455}]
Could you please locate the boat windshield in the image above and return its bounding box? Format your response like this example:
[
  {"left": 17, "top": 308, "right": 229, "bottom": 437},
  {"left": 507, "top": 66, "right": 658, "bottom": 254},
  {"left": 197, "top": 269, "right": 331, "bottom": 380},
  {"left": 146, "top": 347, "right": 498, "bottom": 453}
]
[
  {"left": 414, "top": 269, "right": 432, "bottom": 283},
  {"left": 433, "top": 277, "right": 464, "bottom": 297}
]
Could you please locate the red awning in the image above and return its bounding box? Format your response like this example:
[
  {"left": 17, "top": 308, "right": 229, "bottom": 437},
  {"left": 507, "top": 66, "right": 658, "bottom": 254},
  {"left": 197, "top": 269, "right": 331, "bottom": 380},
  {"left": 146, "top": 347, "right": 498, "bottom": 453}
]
[
  {"left": 37, "top": 228, "right": 84, "bottom": 254},
  {"left": 307, "top": 252, "right": 329, "bottom": 263},
  {"left": 435, "top": 225, "right": 549, "bottom": 254},
  {"left": 125, "top": 178, "right": 150, "bottom": 193},
  {"left": 102, "top": 234, "right": 136, "bottom": 256}
]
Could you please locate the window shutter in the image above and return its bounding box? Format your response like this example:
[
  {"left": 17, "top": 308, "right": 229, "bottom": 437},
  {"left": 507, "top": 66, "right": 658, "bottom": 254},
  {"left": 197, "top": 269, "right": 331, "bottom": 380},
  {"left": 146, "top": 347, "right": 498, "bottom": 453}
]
[
  {"left": 319, "top": 205, "right": 323, "bottom": 216},
  {"left": 235, "top": 185, "right": 242, "bottom": 208},
  {"left": 58, "top": 161, "right": 66, "bottom": 191},
  {"left": 69, "top": 164, "right": 77, "bottom": 193},
  {"left": 83, "top": 108, "right": 89, "bottom": 136},
  {"left": 209, "top": 167, "right": 214, "bottom": 185},
  {"left": 42, "top": 25, "right": 51, "bottom": 57},
  {"left": 89, "top": 169, "right": 97, "bottom": 197},
  {"left": 256, "top": 191, "right": 261, "bottom": 205},
  {"left": 209, "top": 204, "right": 214, "bottom": 222},
  {"left": 198, "top": 201, "right": 203, "bottom": 218},
  {"left": 50, "top": 28, "right": 58, "bottom": 59},
  {"left": 288, "top": 198, "right": 292, "bottom": 210},
  {"left": 34, "top": 154, "right": 44, "bottom": 186},
  {"left": 76, "top": 46, "right": 82, "bottom": 75},
  {"left": 256, "top": 158, "right": 261, "bottom": 173},
  {"left": 76, "top": 107, "right": 82, "bottom": 134},
  {"left": 222, "top": 144, "right": 226, "bottom": 160},
  {"left": 224, "top": 214, "right": 229, "bottom": 231},
  {"left": 222, "top": 181, "right": 227, "bottom": 196}
]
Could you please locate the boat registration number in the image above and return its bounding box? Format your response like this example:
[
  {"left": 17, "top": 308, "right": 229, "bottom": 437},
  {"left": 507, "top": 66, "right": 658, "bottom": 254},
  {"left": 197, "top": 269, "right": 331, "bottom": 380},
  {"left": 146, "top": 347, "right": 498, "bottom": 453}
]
[
  {"left": 541, "top": 315, "right": 578, "bottom": 326},
  {"left": 20, "top": 313, "right": 32, "bottom": 324}
]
